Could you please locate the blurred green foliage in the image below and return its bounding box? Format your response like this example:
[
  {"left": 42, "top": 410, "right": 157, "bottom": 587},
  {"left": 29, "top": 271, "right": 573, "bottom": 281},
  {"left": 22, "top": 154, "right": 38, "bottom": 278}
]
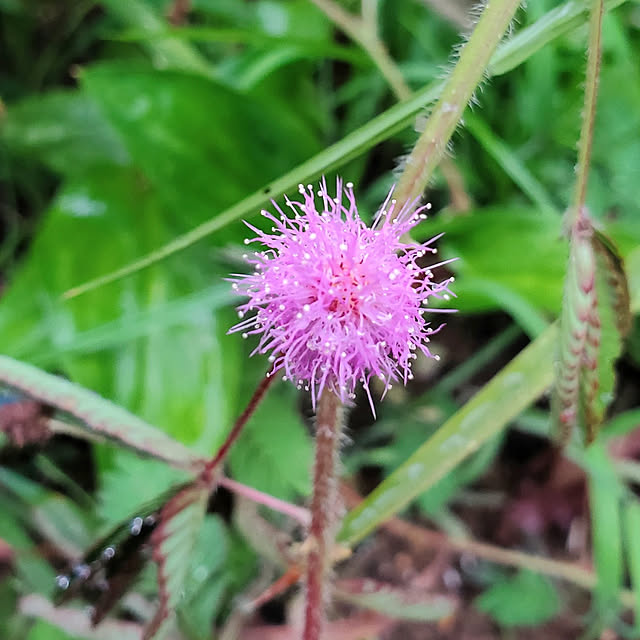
[{"left": 1, "top": 0, "right": 640, "bottom": 638}]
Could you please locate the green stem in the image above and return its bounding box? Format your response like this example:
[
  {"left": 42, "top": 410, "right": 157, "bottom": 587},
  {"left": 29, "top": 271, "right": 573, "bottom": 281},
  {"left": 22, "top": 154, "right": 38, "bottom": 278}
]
[
  {"left": 394, "top": 0, "right": 522, "bottom": 208},
  {"left": 566, "top": 0, "right": 605, "bottom": 229}
]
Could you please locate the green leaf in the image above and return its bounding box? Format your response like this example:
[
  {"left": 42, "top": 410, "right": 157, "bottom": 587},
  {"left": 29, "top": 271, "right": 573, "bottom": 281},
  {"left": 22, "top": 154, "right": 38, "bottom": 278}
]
[
  {"left": 488, "top": 0, "right": 630, "bottom": 76},
  {"left": 475, "top": 570, "right": 560, "bottom": 627},
  {"left": 1, "top": 91, "right": 130, "bottom": 174},
  {"left": 81, "top": 64, "right": 321, "bottom": 232},
  {"left": 623, "top": 500, "right": 640, "bottom": 634},
  {"left": 464, "top": 112, "right": 558, "bottom": 215},
  {"left": 339, "top": 324, "right": 557, "bottom": 546},
  {"left": 145, "top": 482, "right": 210, "bottom": 639},
  {"left": 584, "top": 444, "right": 624, "bottom": 617},
  {"left": 20, "top": 593, "right": 143, "bottom": 640},
  {"left": 101, "top": 0, "right": 212, "bottom": 76},
  {"left": 114, "top": 27, "right": 366, "bottom": 67},
  {"left": 0, "top": 167, "right": 242, "bottom": 458},
  {"left": 177, "top": 515, "right": 229, "bottom": 638},
  {"left": 25, "top": 621, "right": 77, "bottom": 640},
  {"left": 430, "top": 208, "right": 566, "bottom": 317},
  {"left": 97, "top": 452, "right": 188, "bottom": 526}
]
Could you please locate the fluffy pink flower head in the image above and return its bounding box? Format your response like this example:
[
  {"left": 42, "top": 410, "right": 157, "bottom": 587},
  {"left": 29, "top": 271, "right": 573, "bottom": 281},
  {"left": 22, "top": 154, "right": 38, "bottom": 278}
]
[{"left": 229, "top": 178, "right": 455, "bottom": 414}]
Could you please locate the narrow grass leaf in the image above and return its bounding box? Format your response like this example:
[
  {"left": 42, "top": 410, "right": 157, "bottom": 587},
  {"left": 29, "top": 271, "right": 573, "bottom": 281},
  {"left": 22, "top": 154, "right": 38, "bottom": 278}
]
[
  {"left": 623, "top": 500, "right": 640, "bottom": 633},
  {"left": 339, "top": 324, "right": 557, "bottom": 546},
  {"left": 584, "top": 444, "right": 624, "bottom": 617}
]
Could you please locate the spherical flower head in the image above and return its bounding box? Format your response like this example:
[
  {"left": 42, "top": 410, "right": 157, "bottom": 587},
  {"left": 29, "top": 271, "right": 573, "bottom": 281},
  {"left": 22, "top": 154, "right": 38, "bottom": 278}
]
[{"left": 229, "top": 178, "right": 455, "bottom": 414}]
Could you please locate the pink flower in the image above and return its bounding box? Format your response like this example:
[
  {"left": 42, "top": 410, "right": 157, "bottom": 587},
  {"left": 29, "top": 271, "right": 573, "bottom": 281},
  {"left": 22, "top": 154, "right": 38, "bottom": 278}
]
[{"left": 229, "top": 179, "right": 455, "bottom": 414}]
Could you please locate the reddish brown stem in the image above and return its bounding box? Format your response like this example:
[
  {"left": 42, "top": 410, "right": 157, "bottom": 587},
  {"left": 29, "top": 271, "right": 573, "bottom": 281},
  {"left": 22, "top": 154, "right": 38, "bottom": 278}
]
[
  {"left": 303, "top": 388, "right": 343, "bottom": 640},
  {"left": 203, "top": 373, "right": 276, "bottom": 484}
]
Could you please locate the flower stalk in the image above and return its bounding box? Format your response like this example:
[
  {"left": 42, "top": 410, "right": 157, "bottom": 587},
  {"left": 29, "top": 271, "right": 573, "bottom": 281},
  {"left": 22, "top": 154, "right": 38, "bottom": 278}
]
[
  {"left": 566, "top": 0, "right": 604, "bottom": 230},
  {"left": 303, "top": 388, "right": 344, "bottom": 640},
  {"left": 554, "top": 0, "right": 608, "bottom": 444}
]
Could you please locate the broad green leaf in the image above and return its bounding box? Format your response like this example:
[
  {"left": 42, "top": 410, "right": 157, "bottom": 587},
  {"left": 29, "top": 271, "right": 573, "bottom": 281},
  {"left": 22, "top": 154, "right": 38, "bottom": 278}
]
[
  {"left": 1, "top": 91, "right": 130, "bottom": 174},
  {"left": 475, "top": 570, "right": 560, "bottom": 627},
  {"left": 339, "top": 324, "right": 557, "bottom": 546},
  {"left": 81, "top": 64, "right": 321, "bottom": 232},
  {"left": 177, "top": 515, "right": 229, "bottom": 638},
  {"left": 426, "top": 208, "right": 567, "bottom": 316},
  {"left": 97, "top": 452, "right": 188, "bottom": 526}
]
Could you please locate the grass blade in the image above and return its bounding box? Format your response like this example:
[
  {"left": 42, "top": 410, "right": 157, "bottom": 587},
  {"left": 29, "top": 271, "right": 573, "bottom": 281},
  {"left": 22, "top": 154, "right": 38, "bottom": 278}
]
[
  {"left": 338, "top": 324, "right": 557, "bottom": 546},
  {"left": 623, "top": 500, "right": 640, "bottom": 633},
  {"left": 585, "top": 444, "right": 624, "bottom": 619}
]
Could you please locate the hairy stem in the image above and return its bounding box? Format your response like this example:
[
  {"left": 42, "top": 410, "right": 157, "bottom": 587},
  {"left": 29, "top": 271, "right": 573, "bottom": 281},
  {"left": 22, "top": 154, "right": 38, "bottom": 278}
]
[
  {"left": 311, "top": 0, "right": 469, "bottom": 209},
  {"left": 303, "top": 388, "right": 344, "bottom": 640},
  {"left": 394, "top": 0, "right": 522, "bottom": 208},
  {"left": 566, "top": 0, "right": 604, "bottom": 229}
]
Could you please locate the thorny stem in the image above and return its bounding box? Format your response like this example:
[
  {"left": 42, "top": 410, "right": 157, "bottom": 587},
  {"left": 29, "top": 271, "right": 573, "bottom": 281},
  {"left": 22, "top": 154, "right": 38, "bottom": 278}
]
[
  {"left": 303, "top": 388, "right": 344, "bottom": 640},
  {"left": 394, "top": 0, "right": 522, "bottom": 209},
  {"left": 566, "top": 0, "right": 604, "bottom": 229},
  {"left": 202, "top": 372, "right": 276, "bottom": 484}
]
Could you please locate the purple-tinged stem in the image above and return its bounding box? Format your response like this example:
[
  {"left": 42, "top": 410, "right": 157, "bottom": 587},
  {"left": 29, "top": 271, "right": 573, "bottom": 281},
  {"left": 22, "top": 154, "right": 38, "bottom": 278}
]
[
  {"left": 218, "top": 475, "right": 310, "bottom": 526},
  {"left": 202, "top": 373, "right": 275, "bottom": 485},
  {"left": 303, "top": 388, "right": 343, "bottom": 640}
]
